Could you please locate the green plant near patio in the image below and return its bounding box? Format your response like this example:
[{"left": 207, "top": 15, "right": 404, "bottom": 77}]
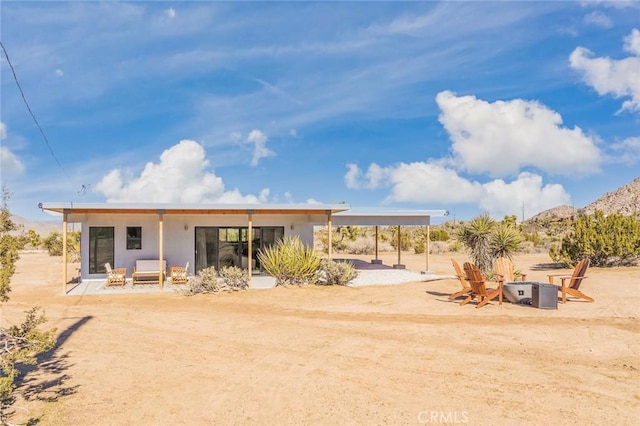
[
  {"left": 257, "top": 236, "right": 321, "bottom": 286},
  {"left": 314, "top": 259, "right": 358, "bottom": 286}
]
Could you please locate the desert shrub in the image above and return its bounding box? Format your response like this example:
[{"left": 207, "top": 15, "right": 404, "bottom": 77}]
[
  {"left": 40, "top": 230, "right": 81, "bottom": 261},
  {"left": 27, "top": 229, "right": 41, "bottom": 248},
  {"left": 42, "top": 231, "right": 63, "bottom": 256},
  {"left": 1, "top": 307, "right": 56, "bottom": 415},
  {"left": 523, "top": 232, "right": 543, "bottom": 247},
  {"left": 429, "top": 229, "right": 450, "bottom": 242},
  {"left": 347, "top": 236, "right": 375, "bottom": 255},
  {"left": 183, "top": 266, "right": 250, "bottom": 295},
  {"left": 258, "top": 236, "right": 321, "bottom": 286},
  {"left": 183, "top": 266, "right": 219, "bottom": 295},
  {"left": 389, "top": 227, "right": 411, "bottom": 251},
  {"left": 448, "top": 241, "right": 462, "bottom": 252},
  {"left": 219, "top": 266, "right": 249, "bottom": 290},
  {"left": 314, "top": 259, "right": 358, "bottom": 286},
  {"left": 339, "top": 226, "right": 362, "bottom": 242},
  {"left": 551, "top": 210, "right": 640, "bottom": 266},
  {"left": 1, "top": 187, "right": 55, "bottom": 422},
  {"left": 428, "top": 241, "right": 450, "bottom": 255}
]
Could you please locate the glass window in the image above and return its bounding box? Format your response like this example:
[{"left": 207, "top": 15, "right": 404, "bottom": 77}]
[
  {"left": 89, "top": 227, "right": 114, "bottom": 274},
  {"left": 126, "top": 226, "right": 142, "bottom": 250}
]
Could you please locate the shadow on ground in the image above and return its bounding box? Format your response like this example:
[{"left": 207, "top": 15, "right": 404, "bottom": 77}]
[
  {"left": 10, "top": 316, "right": 92, "bottom": 424},
  {"left": 530, "top": 262, "right": 567, "bottom": 271}
]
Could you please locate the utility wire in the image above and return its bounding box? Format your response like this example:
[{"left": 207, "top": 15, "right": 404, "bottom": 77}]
[{"left": 1, "top": 41, "right": 83, "bottom": 192}]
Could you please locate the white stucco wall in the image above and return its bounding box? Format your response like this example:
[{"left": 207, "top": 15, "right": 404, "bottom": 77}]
[{"left": 76, "top": 212, "right": 326, "bottom": 280}]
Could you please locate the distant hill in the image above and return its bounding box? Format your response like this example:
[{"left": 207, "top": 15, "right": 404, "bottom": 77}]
[
  {"left": 530, "top": 177, "right": 640, "bottom": 222},
  {"left": 528, "top": 205, "right": 577, "bottom": 222},
  {"left": 10, "top": 215, "right": 60, "bottom": 236}
]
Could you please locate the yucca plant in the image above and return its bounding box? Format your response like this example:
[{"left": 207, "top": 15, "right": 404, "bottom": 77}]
[
  {"left": 491, "top": 222, "right": 523, "bottom": 259},
  {"left": 257, "top": 236, "right": 321, "bottom": 286},
  {"left": 457, "top": 214, "right": 495, "bottom": 273}
]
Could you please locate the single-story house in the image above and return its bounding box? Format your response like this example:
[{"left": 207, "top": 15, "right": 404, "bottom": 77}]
[{"left": 38, "top": 202, "right": 448, "bottom": 292}]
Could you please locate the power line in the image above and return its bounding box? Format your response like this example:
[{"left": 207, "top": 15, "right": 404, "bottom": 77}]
[{"left": 1, "top": 41, "right": 88, "bottom": 194}]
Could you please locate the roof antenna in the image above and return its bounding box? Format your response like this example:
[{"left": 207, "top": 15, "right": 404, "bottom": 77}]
[{"left": 78, "top": 184, "right": 90, "bottom": 196}]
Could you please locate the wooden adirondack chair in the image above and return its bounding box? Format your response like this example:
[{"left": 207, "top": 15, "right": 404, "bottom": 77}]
[
  {"left": 494, "top": 256, "right": 527, "bottom": 282},
  {"left": 461, "top": 262, "right": 503, "bottom": 308},
  {"left": 170, "top": 262, "right": 189, "bottom": 285},
  {"left": 105, "top": 263, "right": 127, "bottom": 287},
  {"left": 450, "top": 258, "right": 472, "bottom": 299},
  {"left": 548, "top": 258, "right": 592, "bottom": 303}
]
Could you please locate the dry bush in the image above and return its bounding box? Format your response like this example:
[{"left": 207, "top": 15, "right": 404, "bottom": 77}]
[
  {"left": 345, "top": 236, "right": 393, "bottom": 255},
  {"left": 428, "top": 241, "right": 450, "bottom": 255},
  {"left": 314, "top": 259, "right": 358, "bottom": 286}
]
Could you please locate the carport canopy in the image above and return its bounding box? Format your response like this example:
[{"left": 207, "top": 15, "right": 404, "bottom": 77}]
[{"left": 332, "top": 209, "right": 449, "bottom": 270}]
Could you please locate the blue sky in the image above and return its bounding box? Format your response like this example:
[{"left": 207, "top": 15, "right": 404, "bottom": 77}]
[{"left": 1, "top": 1, "right": 639, "bottom": 223}]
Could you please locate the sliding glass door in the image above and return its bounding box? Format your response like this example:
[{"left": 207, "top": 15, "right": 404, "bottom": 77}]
[{"left": 195, "top": 226, "right": 284, "bottom": 274}]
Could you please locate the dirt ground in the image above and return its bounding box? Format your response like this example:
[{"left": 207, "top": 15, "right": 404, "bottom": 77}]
[{"left": 2, "top": 250, "right": 639, "bottom": 425}]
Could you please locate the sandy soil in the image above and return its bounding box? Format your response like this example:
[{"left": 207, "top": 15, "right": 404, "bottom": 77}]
[{"left": 2, "top": 251, "right": 639, "bottom": 425}]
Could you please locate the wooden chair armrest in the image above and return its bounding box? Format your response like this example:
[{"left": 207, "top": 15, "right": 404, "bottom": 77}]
[{"left": 547, "top": 274, "right": 570, "bottom": 284}]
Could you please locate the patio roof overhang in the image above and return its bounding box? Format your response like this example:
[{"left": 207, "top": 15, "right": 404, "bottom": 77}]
[{"left": 37, "top": 202, "right": 351, "bottom": 216}]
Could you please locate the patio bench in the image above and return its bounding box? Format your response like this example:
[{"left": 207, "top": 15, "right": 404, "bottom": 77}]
[{"left": 132, "top": 260, "right": 167, "bottom": 285}]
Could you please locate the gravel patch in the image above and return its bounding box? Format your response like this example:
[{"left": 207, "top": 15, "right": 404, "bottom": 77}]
[{"left": 348, "top": 269, "right": 449, "bottom": 286}]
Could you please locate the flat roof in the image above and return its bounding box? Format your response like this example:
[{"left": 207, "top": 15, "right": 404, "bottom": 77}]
[
  {"left": 38, "top": 203, "right": 449, "bottom": 225},
  {"left": 333, "top": 209, "right": 449, "bottom": 226},
  {"left": 38, "top": 202, "right": 351, "bottom": 215}
]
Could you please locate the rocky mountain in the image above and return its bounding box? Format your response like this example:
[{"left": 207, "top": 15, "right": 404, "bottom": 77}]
[
  {"left": 530, "top": 177, "right": 640, "bottom": 222},
  {"left": 528, "top": 205, "right": 577, "bottom": 221},
  {"left": 581, "top": 177, "right": 640, "bottom": 216}
]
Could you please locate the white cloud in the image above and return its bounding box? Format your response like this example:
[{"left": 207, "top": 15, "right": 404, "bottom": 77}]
[
  {"left": 246, "top": 129, "right": 275, "bottom": 166},
  {"left": 611, "top": 136, "right": 640, "bottom": 164},
  {"left": 479, "top": 172, "right": 570, "bottom": 218},
  {"left": 164, "top": 8, "right": 176, "bottom": 19},
  {"left": 95, "top": 139, "right": 268, "bottom": 203},
  {"left": 0, "top": 146, "right": 25, "bottom": 176},
  {"left": 580, "top": 1, "right": 639, "bottom": 9},
  {"left": 55, "top": 68, "right": 64, "bottom": 77},
  {"left": 344, "top": 163, "right": 390, "bottom": 190},
  {"left": 230, "top": 131, "right": 242, "bottom": 141},
  {"left": 344, "top": 162, "right": 569, "bottom": 218},
  {"left": 624, "top": 27, "right": 640, "bottom": 55},
  {"left": 435, "top": 90, "right": 601, "bottom": 177},
  {"left": 0, "top": 122, "right": 25, "bottom": 176},
  {"left": 583, "top": 11, "right": 612, "bottom": 28},
  {"left": 569, "top": 28, "right": 640, "bottom": 112}
]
